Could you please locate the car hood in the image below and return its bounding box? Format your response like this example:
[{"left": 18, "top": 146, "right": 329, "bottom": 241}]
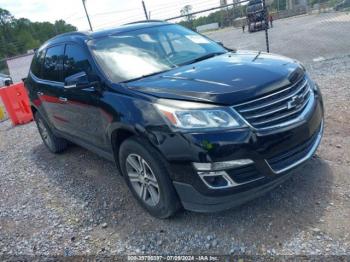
[{"left": 126, "top": 50, "right": 305, "bottom": 105}]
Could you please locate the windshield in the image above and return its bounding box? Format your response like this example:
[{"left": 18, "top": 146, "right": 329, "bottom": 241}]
[{"left": 88, "top": 24, "right": 227, "bottom": 83}]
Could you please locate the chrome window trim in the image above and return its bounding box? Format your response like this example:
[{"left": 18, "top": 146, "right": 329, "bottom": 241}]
[{"left": 30, "top": 71, "right": 64, "bottom": 87}]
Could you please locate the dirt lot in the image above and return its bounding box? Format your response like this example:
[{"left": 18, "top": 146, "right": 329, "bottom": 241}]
[
  {"left": 207, "top": 12, "right": 350, "bottom": 64},
  {"left": 1, "top": 13, "right": 350, "bottom": 257}
]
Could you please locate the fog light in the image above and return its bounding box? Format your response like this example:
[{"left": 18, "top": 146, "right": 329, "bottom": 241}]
[
  {"left": 202, "top": 174, "right": 228, "bottom": 188},
  {"left": 198, "top": 171, "right": 234, "bottom": 189},
  {"left": 193, "top": 159, "right": 253, "bottom": 171},
  {"left": 197, "top": 159, "right": 263, "bottom": 189}
]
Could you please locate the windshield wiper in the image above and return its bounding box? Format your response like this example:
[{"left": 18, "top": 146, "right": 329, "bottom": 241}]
[
  {"left": 120, "top": 68, "right": 175, "bottom": 83},
  {"left": 252, "top": 51, "right": 262, "bottom": 61},
  {"left": 179, "top": 52, "right": 226, "bottom": 66}
]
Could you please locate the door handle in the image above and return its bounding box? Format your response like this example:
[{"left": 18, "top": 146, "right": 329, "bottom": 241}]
[
  {"left": 37, "top": 91, "right": 44, "bottom": 96},
  {"left": 64, "top": 84, "right": 76, "bottom": 89},
  {"left": 58, "top": 97, "right": 68, "bottom": 102}
]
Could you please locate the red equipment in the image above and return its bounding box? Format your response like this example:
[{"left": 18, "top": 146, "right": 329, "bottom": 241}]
[{"left": 0, "top": 82, "right": 33, "bottom": 125}]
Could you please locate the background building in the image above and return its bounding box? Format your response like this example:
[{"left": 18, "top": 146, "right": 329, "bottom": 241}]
[{"left": 6, "top": 53, "right": 34, "bottom": 83}]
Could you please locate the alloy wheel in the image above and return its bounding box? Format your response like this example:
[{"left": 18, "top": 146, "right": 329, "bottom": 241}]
[
  {"left": 126, "top": 153, "right": 160, "bottom": 206},
  {"left": 37, "top": 118, "right": 53, "bottom": 149}
]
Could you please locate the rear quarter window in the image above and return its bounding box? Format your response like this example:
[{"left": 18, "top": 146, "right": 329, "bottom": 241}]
[{"left": 30, "top": 50, "right": 45, "bottom": 78}]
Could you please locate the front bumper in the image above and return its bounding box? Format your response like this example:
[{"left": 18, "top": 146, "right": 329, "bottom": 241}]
[
  {"left": 174, "top": 172, "right": 293, "bottom": 212},
  {"left": 173, "top": 120, "right": 323, "bottom": 212},
  {"left": 153, "top": 87, "right": 324, "bottom": 212}
]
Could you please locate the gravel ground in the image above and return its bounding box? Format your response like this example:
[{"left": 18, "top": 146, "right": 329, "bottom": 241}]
[
  {"left": 1, "top": 16, "right": 350, "bottom": 258},
  {"left": 207, "top": 12, "right": 350, "bottom": 64}
]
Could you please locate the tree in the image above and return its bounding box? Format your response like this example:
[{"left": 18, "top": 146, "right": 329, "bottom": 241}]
[
  {"left": 54, "top": 20, "right": 76, "bottom": 34},
  {"left": 0, "top": 8, "right": 77, "bottom": 61},
  {"left": 0, "top": 8, "right": 14, "bottom": 26},
  {"left": 180, "top": 5, "right": 195, "bottom": 22},
  {"left": 180, "top": 5, "right": 195, "bottom": 29}
]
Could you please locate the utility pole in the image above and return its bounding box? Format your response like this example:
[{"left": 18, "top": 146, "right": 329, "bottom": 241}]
[
  {"left": 142, "top": 1, "right": 149, "bottom": 20},
  {"left": 262, "top": 0, "right": 270, "bottom": 52},
  {"left": 82, "top": 0, "right": 93, "bottom": 31}
]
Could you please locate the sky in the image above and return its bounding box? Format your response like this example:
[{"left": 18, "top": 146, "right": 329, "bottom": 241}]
[{"left": 0, "top": 0, "right": 222, "bottom": 31}]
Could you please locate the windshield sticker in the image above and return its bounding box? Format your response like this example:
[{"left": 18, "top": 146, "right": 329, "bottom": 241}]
[
  {"left": 185, "top": 35, "right": 210, "bottom": 44},
  {"left": 138, "top": 34, "right": 157, "bottom": 43}
]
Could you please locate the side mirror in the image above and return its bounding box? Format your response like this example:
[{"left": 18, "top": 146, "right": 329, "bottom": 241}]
[
  {"left": 4, "top": 79, "right": 12, "bottom": 86},
  {"left": 64, "top": 71, "right": 90, "bottom": 89}
]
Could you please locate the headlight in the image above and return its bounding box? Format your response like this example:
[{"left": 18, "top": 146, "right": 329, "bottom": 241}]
[{"left": 155, "top": 100, "right": 244, "bottom": 130}]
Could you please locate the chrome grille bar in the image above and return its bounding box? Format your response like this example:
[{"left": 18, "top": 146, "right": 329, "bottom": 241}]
[
  {"left": 233, "top": 77, "right": 313, "bottom": 129},
  {"left": 235, "top": 78, "right": 307, "bottom": 108},
  {"left": 237, "top": 79, "right": 308, "bottom": 113},
  {"left": 252, "top": 92, "right": 310, "bottom": 126},
  {"left": 246, "top": 88, "right": 311, "bottom": 121},
  {"left": 245, "top": 104, "right": 288, "bottom": 119}
]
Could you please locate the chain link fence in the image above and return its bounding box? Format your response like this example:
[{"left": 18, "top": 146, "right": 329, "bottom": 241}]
[
  {"left": 164, "top": 0, "right": 350, "bottom": 66},
  {"left": 1, "top": 1, "right": 349, "bottom": 78}
]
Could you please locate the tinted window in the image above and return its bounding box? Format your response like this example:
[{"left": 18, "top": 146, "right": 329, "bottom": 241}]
[
  {"left": 30, "top": 50, "right": 45, "bottom": 78},
  {"left": 166, "top": 32, "right": 206, "bottom": 54},
  {"left": 89, "top": 24, "right": 226, "bottom": 82},
  {"left": 159, "top": 34, "right": 172, "bottom": 55},
  {"left": 42, "top": 45, "right": 64, "bottom": 82},
  {"left": 64, "top": 45, "right": 92, "bottom": 78}
]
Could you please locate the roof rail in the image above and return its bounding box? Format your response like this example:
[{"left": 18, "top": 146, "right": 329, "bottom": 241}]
[
  {"left": 124, "top": 20, "right": 167, "bottom": 25},
  {"left": 50, "top": 31, "right": 89, "bottom": 40}
]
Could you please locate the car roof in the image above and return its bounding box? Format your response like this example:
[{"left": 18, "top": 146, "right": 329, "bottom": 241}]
[
  {"left": 42, "top": 20, "right": 170, "bottom": 48},
  {"left": 92, "top": 20, "right": 170, "bottom": 38},
  {"left": 0, "top": 73, "right": 11, "bottom": 78}
]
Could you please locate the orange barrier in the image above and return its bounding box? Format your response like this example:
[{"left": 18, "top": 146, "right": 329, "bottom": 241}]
[{"left": 0, "top": 82, "right": 33, "bottom": 125}]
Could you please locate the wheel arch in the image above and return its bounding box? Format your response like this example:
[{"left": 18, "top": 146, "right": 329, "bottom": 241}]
[
  {"left": 110, "top": 125, "right": 164, "bottom": 175},
  {"left": 110, "top": 127, "right": 137, "bottom": 174},
  {"left": 31, "top": 105, "right": 38, "bottom": 115}
]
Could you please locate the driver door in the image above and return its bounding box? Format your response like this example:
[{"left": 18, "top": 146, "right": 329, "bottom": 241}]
[{"left": 61, "top": 44, "right": 108, "bottom": 149}]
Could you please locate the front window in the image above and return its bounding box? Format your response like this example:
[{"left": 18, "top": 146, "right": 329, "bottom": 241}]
[
  {"left": 64, "top": 44, "right": 93, "bottom": 78},
  {"left": 88, "top": 24, "right": 227, "bottom": 83}
]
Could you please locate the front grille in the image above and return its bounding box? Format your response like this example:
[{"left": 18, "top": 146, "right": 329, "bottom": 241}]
[
  {"left": 266, "top": 124, "right": 321, "bottom": 172},
  {"left": 234, "top": 77, "right": 312, "bottom": 129}
]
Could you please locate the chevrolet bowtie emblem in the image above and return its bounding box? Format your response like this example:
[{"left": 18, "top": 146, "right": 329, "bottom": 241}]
[{"left": 287, "top": 94, "right": 304, "bottom": 110}]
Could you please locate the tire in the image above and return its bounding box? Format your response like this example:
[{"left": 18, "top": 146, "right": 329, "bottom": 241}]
[
  {"left": 34, "top": 111, "right": 68, "bottom": 153},
  {"left": 119, "top": 137, "right": 181, "bottom": 218}
]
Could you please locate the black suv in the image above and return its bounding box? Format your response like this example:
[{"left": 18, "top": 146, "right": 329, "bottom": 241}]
[{"left": 25, "top": 21, "right": 324, "bottom": 218}]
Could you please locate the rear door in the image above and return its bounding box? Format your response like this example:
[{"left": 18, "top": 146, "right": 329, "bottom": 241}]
[{"left": 38, "top": 44, "right": 69, "bottom": 132}]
